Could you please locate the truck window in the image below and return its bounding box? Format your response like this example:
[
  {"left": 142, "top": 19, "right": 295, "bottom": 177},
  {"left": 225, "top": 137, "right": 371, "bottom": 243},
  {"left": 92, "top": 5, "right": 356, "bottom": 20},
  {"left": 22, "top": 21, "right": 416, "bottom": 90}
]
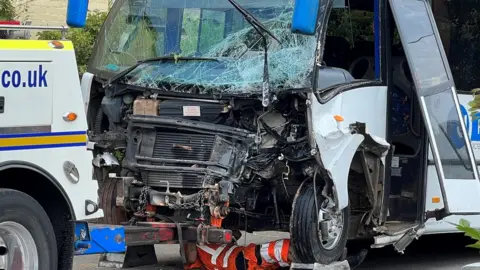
[{"left": 323, "top": 8, "right": 375, "bottom": 79}]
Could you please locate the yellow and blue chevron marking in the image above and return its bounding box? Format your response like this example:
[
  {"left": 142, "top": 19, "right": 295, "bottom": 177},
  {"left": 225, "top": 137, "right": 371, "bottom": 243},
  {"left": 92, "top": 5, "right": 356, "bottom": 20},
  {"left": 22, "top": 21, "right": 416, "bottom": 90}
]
[{"left": 0, "top": 131, "right": 87, "bottom": 151}]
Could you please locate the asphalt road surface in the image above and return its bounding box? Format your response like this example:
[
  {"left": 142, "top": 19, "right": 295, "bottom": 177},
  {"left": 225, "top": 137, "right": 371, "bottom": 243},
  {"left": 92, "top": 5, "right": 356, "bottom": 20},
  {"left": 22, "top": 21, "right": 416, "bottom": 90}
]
[{"left": 73, "top": 232, "right": 480, "bottom": 270}]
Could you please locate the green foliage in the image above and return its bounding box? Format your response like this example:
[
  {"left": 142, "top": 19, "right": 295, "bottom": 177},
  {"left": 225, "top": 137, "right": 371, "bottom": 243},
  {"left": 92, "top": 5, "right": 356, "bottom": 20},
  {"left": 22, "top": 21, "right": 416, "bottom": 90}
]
[
  {"left": 328, "top": 9, "right": 374, "bottom": 45},
  {"left": 468, "top": 89, "right": 480, "bottom": 120},
  {"left": 97, "top": 8, "right": 158, "bottom": 68},
  {"left": 0, "top": 0, "right": 16, "bottom": 21},
  {"left": 37, "top": 10, "right": 108, "bottom": 75},
  {"left": 327, "top": 9, "right": 401, "bottom": 47},
  {"left": 446, "top": 1, "right": 480, "bottom": 101},
  {"left": 449, "top": 218, "right": 480, "bottom": 249},
  {"left": 96, "top": 8, "right": 226, "bottom": 69}
]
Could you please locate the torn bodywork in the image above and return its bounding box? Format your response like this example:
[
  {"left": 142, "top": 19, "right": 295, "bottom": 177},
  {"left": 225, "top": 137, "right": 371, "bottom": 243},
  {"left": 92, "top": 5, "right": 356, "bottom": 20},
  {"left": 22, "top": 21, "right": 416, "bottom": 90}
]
[{"left": 91, "top": 89, "right": 390, "bottom": 235}]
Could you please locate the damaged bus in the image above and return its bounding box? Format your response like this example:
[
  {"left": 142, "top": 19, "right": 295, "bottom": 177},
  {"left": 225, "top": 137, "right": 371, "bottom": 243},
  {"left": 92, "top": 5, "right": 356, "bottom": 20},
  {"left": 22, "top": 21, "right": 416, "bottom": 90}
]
[{"left": 80, "top": 0, "right": 480, "bottom": 264}]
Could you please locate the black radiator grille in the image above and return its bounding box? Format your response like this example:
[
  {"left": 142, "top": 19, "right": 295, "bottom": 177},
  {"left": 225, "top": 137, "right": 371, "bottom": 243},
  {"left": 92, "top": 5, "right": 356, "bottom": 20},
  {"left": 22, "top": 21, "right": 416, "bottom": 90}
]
[
  {"left": 152, "top": 132, "right": 215, "bottom": 161},
  {"left": 143, "top": 171, "right": 205, "bottom": 189},
  {"left": 145, "top": 132, "right": 216, "bottom": 189}
]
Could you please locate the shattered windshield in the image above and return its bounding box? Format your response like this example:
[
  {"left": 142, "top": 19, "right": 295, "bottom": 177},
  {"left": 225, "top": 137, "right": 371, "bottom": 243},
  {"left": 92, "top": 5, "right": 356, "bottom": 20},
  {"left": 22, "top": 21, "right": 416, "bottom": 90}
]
[{"left": 88, "top": 0, "right": 318, "bottom": 95}]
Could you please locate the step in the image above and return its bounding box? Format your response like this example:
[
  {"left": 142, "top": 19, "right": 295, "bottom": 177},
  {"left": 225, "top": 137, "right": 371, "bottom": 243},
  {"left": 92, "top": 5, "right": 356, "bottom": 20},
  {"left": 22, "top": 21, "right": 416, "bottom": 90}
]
[
  {"left": 290, "top": 261, "right": 351, "bottom": 270},
  {"left": 463, "top": 263, "right": 480, "bottom": 270}
]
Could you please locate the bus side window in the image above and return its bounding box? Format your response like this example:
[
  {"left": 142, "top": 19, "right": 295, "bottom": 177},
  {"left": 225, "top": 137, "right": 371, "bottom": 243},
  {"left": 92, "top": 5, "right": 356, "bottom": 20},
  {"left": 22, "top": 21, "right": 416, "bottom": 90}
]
[
  {"left": 325, "top": 8, "right": 375, "bottom": 79},
  {"left": 432, "top": 0, "right": 480, "bottom": 92}
]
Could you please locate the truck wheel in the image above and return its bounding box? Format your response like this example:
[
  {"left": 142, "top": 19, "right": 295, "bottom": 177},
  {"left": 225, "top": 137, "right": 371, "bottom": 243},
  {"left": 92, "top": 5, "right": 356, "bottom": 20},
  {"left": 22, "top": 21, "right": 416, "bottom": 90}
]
[
  {"left": 100, "top": 179, "right": 128, "bottom": 224},
  {"left": 0, "top": 189, "right": 57, "bottom": 270},
  {"left": 290, "top": 181, "right": 349, "bottom": 265}
]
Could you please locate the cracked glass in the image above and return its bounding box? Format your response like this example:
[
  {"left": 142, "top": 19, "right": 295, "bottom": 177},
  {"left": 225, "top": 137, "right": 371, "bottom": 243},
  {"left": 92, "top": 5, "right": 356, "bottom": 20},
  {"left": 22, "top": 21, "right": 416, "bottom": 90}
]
[
  {"left": 391, "top": 0, "right": 448, "bottom": 89},
  {"left": 89, "top": 0, "right": 318, "bottom": 95},
  {"left": 391, "top": 0, "right": 476, "bottom": 179}
]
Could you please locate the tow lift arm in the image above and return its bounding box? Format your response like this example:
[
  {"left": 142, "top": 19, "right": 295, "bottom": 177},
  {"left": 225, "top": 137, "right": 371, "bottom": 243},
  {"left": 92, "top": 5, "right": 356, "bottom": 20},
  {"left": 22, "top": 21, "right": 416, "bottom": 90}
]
[
  {"left": 74, "top": 221, "right": 233, "bottom": 268},
  {"left": 74, "top": 221, "right": 359, "bottom": 269}
]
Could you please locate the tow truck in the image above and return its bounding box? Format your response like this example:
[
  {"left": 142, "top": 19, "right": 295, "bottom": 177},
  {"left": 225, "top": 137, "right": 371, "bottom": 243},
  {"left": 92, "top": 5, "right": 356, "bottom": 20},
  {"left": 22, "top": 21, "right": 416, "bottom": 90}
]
[{"left": 0, "top": 19, "right": 101, "bottom": 270}]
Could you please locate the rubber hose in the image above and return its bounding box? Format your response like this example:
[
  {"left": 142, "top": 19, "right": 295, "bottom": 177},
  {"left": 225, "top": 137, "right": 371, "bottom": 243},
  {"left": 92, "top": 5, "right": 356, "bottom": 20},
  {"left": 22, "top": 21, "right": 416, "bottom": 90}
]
[{"left": 94, "top": 107, "right": 104, "bottom": 134}]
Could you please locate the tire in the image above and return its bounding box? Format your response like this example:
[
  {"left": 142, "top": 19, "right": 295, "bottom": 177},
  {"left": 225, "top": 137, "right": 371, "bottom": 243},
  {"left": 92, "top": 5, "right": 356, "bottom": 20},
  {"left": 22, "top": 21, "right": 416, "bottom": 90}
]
[
  {"left": 0, "top": 188, "right": 58, "bottom": 270},
  {"left": 290, "top": 181, "right": 350, "bottom": 264},
  {"left": 100, "top": 179, "right": 128, "bottom": 224}
]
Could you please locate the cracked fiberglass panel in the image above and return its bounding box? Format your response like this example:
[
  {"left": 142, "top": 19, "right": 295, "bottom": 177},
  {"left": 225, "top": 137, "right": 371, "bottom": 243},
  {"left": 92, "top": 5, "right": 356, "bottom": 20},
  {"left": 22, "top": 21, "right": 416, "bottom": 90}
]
[{"left": 95, "top": 0, "right": 318, "bottom": 95}]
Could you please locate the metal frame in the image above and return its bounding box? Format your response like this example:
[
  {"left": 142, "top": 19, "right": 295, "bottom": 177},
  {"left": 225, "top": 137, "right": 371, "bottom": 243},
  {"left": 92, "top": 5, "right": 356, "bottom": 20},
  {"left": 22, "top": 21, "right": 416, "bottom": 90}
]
[
  {"left": 0, "top": 25, "right": 69, "bottom": 39},
  {"left": 74, "top": 221, "right": 233, "bottom": 268},
  {"left": 74, "top": 222, "right": 233, "bottom": 255},
  {"left": 374, "top": 0, "right": 380, "bottom": 79}
]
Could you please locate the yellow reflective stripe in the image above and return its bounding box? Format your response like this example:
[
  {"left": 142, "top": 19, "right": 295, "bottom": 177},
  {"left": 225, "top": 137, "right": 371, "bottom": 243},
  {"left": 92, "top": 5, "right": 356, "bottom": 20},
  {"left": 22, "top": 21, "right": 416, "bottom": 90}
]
[
  {"left": 0, "top": 40, "right": 73, "bottom": 50},
  {"left": 0, "top": 134, "right": 86, "bottom": 147}
]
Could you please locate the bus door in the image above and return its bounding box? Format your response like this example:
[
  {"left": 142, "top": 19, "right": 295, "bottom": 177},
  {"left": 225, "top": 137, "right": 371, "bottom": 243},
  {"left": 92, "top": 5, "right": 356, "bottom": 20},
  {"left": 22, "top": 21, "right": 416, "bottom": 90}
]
[{"left": 390, "top": 0, "right": 480, "bottom": 217}]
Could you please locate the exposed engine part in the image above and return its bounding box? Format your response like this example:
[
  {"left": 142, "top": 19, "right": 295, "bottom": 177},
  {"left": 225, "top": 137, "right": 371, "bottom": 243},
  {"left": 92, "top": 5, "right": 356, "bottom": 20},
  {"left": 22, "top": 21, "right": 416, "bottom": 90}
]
[
  {"left": 92, "top": 152, "right": 119, "bottom": 167},
  {"left": 93, "top": 92, "right": 317, "bottom": 231},
  {"left": 257, "top": 111, "right": 287, "bottom": 148},
  {"left": 211, "top": 204, "right": 230, "bottom": 219},
  {"left": 133, "top": 98, "right": 160, "bottom": 116},
  {"left": 101, "top": 97, "right": 123, "bottom": 130},
  {"left": 148, "top": 188, "right": 204, "bottom": 208},
  {"left": 158, "top": 99, "right": 229, "bottom": 122},
  {"left": 122, "top": 94, "right": 135, "bottom": 105},
  {"left": 124, "top": 115, "right": 252, "bottom": 189},
  {"left": 121, "top": 179, "right": 232, "bottom": 217}
]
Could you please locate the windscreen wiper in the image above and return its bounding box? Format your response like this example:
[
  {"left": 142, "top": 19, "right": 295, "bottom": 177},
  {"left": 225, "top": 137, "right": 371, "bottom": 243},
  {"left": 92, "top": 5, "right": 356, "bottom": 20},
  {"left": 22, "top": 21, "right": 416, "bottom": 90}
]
[
  {"left": 102, "top": 56, "right": 218, "bottom": 88},
  {"left": 227, "top": 0, "right": 281, "bottom": 107},
  {"left": 227, "top": 0, "right": 281, "bottom": 43}
]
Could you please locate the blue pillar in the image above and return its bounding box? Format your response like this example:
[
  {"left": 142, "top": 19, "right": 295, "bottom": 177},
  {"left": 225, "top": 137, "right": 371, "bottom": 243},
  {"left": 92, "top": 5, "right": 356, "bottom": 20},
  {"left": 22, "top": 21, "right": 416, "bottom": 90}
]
[{"left": 374, "top": 0, "right": 380, "bottom": 80}]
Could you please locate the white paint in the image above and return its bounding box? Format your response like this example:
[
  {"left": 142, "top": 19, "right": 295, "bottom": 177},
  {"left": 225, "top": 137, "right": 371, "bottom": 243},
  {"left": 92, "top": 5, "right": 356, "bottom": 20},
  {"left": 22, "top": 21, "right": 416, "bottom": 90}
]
[
  {"left": 462, "top": 262, "right": 480, "bottom": 270},
  {"left": 80, "top": 72, "right": 94, "bottom": 114},
  {"left": 310, "top": 86, "right": 388, "bottom": 210},
  {"left": 308, "top": 86, "right": 480, "bottom": 235},
  {"left": 0, "top": 62, "right": 52, "bottom": 127},
  {"left": 424, "top": 93, "right": 480, "bottom": 233},
  {"left": 0, "top": 47, "right": 102, "bottom": 221}
]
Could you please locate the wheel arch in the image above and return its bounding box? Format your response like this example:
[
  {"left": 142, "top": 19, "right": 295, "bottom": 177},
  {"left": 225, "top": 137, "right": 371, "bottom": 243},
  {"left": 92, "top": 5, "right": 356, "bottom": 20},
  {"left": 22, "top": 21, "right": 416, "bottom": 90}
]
[
  {"left": 319, "top": 134, "right": 365, "bottom": 211},
  {"left": 0, "top": 160, "right": 75, "bottom": 219},
  {"left": 319, "top": 131, "right": 390, "bottom": 212},
  {"left": 0, "top": 160, "right": 76, "bottom": 270}
]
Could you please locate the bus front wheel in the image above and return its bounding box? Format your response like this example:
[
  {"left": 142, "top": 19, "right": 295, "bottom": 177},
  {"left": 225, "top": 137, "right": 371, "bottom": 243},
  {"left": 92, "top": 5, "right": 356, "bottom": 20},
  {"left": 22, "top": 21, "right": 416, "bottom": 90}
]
[{"left": 290, "top": 181, "right": 349, "bottom": 265}]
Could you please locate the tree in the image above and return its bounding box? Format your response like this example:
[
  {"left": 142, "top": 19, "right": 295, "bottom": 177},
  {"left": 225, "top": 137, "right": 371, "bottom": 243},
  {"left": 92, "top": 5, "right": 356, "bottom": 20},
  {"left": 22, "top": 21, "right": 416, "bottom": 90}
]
[
  {"left": 37, "top": 10, "right": 108, "bottom": 75},
  {"left": 443, "top": 1, "right": 480, "bottom": 117},
  {"left": 0, "top": 0, "right": 16, "bottom": 21}
]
